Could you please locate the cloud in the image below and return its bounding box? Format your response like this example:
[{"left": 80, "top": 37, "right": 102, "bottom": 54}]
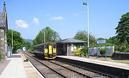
[
  {"left": 51, "top": 16, "right": 64, "bottom": 21},
  {"left": 32, "top": 17, "right": 40, "bottom": 25},
  {"left": 15, "top": 19, "right": 29, "bottom": 28}
]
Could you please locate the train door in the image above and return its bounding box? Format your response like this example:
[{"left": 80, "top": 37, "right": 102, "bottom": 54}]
[
  {"left": 44, "top": 44, "right": 48, "bottom": 59},
  {"left": 48, "top": 45, "right": 53, "bottom": 58},
  {"left": 53, "top": 44, "right": 56, "bottom": 57}
]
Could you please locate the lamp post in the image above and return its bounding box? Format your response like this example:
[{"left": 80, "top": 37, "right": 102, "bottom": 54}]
[
  {"left": 83, "top": 0, "right": 90, "bottom": 57},
  {"left": 42, "top": 29, "right": 45, "bottom": 43},
  {"left": 11, "top": 30, "right": 13, "bottom": 54},
  {"left": 44, "top": 30, "right": 45, "bottom": 43}
]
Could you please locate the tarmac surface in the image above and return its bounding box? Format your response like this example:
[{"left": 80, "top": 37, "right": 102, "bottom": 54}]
[
  {"left": 0, "top": 59, "right": 10, "bottom": 74},
  {"left": 0, "top": 53, "right": 43, "bottom": 78},
  {"left": 0, "top": 54, "right": 27, "bottom": 78}
]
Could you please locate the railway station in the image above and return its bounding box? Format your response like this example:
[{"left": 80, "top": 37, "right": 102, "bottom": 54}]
[
  {"left": 56, "top": 38, "right": 86, "bottom": 56},
  {"left": 0, "top": 0, "right": 129, "bottom": 78}
]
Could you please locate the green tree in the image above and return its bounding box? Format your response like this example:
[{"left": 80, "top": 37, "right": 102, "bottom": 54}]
[
  {"left": 80, "top": 46, "right": 88, "bottom": 57},
  {"left": 7, "top": 29, "right": 24, "bottom": 53},
  {"left": 107, "top": 36, "right": 129, "bottom": 52},
  {"left": 23, "top": 40, "right": 32, "bottom": 50},
  {"left": 114, "top": 12, "right": 129, "bottom": 52},
  {"left": 107, "top": 36, "right": 117, "bottom": 45},
  {"left": 116, "top": 12, "right": 129, "bottom": 44},
  {"left": 74, "top": 31, "right": 96, "bottom": 47},
  {"left": 33, "top": 27, "right": 61, "bottom": 45}
]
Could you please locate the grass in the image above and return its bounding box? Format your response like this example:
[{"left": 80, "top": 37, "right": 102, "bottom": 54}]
[
  {"left": 110, "top": 60, "right": 129, "bottom": 64},
  {"left": 88, "top": 56, "right": 129, "bottom": 64}
]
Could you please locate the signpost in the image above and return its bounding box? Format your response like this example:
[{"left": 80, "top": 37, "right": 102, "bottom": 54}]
[
  {"left": 97, "top": 39, "right": 107, "bottom": 60},
  {"left": 97, "top": 39, "right": 106, "bottom": 44}
]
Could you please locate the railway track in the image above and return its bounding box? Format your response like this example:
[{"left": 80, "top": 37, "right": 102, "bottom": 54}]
[
  {"left": 25, "top": 53, "right": 64, "bottom": 78},
  {"left": 24, "top": 52, "right": 114, "bottom": 78},
  {"left": 49, "top": 60, "right": 114, "bottom": 78}
]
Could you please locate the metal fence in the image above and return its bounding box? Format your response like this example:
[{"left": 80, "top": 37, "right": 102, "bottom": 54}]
[{"left": 89, "top": 46, "right": 114, "bottom": 56}]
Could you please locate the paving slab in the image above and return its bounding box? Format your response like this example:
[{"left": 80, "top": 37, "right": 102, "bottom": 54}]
[
  {"left": 21, "top": 53, "right": 44, "bottom": 78},
  {"left": 0, "top": 60, "right": 10, "bottom": 74},
  {"left": 0, "top": 54, "right": 27, "bottom": 78}
]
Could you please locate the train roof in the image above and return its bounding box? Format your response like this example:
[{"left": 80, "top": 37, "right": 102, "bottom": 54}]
[
  {"left": 33, "top": 38, "right": 86, "bottom": 47},
  {"left": 33, "top": 42, "right": 56, "bottom": 47}
]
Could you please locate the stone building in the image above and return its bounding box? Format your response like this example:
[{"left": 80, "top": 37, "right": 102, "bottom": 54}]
[
  {"left": 57, "top": 38, "right": 86, "bottom": 56},
  {"left": 0, "top": 1, "right": 8, "bottom": 58}
]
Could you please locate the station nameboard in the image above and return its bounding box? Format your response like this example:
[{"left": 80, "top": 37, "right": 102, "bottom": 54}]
[{"left": 97, "top": 39, "right": 106, "bottom": 44}]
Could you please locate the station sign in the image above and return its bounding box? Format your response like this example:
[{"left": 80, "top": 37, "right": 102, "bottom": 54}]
[{"left": 97, "top": 39, "right": 106, "bottom": 44}]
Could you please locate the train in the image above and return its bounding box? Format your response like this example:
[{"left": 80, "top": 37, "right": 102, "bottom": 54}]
[{"left": 33, "top": 42, "right": 57, "bottom": 59}]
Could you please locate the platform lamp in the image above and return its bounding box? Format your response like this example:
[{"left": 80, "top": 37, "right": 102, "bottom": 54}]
[
  {"left": 83, "top": 0, "right": 90, "bottom": 57},
  {"left": 44, "top": 29, "right": 45, "bottom": 43},
  {"left": 11, "top": 29, "right": 13, "bottom": 54},
  {"left": 42, "top": 29, "right": 46, "bottom": 43}
]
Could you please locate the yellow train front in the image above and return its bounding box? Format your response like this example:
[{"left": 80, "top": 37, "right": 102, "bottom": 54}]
[
  {"left": 44, "top": 43, "right": 56, "bottom": 59},
  {"left": 33, "top": 43, "right": 57, "bottom": 59}
]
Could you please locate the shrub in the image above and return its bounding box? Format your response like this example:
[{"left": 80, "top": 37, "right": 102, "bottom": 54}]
[
  {"left": 80, "top": 47, "right": 88, "bottom": 57},
  {"left": 73, "top": 49, "right": 81, "bottom": 56},
  {"left": 99, "top": 48, "right": 106, "bottom": 55},
  {"left": 114, "top": 43, "right": 128, "bottom": 52},
  {"left": 0, "top": 51, "right": 3, "bottom": 61}
]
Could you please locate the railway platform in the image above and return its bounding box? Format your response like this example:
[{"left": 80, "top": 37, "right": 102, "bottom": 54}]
[
  {"left": 57, "top": 56, "right": 129, "bottom": 77},
  {"left": 0, "top": 53, "right": 43, "bottom": 78}
]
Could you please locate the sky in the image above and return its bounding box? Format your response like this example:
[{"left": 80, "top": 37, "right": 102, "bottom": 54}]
[{"left": 0, "top": 0, "right": 129, "bottom": 40}]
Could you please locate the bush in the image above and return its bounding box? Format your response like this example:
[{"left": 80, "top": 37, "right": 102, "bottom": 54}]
[
  {"left": 99, "top": 48, "right": 106, "bottom": 55},
  {"left": 0, "top": 52, "right": 3, "bottom": 61},
  {"left": 114, "top": 43, "right": 129, "bottom": 52},
  {"left": 80, "top": 47, "right": 88, "bottom": 57},
  {"left": 73, "top": 49, "right": 81, "bottom": 56},
  {"left": 28, "top": 47, "right": 34, "bottom": 52}
]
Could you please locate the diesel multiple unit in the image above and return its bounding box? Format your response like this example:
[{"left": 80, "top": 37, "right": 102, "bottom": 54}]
[{"left": 33, "top": 43, "right": 56, "bottom": 59}]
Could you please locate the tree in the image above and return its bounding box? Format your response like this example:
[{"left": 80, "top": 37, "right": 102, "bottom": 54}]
[
  {"left": 7, "top": 29, "right": 24, "bottom": 53},
  {"left": 116, "top": 12, "right": 129, "bottom": 44},
  {"left": 107, "top": 36, "right": 117, "bottom": 44},
  {"left": 23, "top": 40, "right": 32, "bottom": 50},
  {"left": 74, "top": 31, "right": 96, "bottom": 47},
  {"left": 33, "top": 27, "right": 61, "bottom": 45}
]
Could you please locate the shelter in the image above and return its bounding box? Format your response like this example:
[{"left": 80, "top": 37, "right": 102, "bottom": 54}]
[{"left": 57, "top": 38, "right": 86, "bottom": 56}]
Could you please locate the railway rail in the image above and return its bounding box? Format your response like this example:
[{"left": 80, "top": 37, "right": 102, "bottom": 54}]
[
  {"left": 24, "top": 52, "right": 114, "bottom": 78},
  {"left": 49, "top": 60, "right": 115, "bottom": 78},
  {"left": 25, "top": 53, "right": 63, "bottom": 78}
]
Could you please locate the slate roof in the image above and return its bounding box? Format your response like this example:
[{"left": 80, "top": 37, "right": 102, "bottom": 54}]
[{"left": 57, "top": 38, "right": 86, "bottom": 44}]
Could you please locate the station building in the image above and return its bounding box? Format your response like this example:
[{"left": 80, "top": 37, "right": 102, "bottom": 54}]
[{"left": 57, "top": 38, "right": 86, "bottom": 56}]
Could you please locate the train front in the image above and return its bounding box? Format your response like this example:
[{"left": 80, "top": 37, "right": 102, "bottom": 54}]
[{"left": 44, "top": 43, "right": 57, "bottom": 59}]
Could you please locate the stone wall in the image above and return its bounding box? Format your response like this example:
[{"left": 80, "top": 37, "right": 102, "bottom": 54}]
[{"left": 112, "top": 52, "right": 129, "bottom": 60}]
